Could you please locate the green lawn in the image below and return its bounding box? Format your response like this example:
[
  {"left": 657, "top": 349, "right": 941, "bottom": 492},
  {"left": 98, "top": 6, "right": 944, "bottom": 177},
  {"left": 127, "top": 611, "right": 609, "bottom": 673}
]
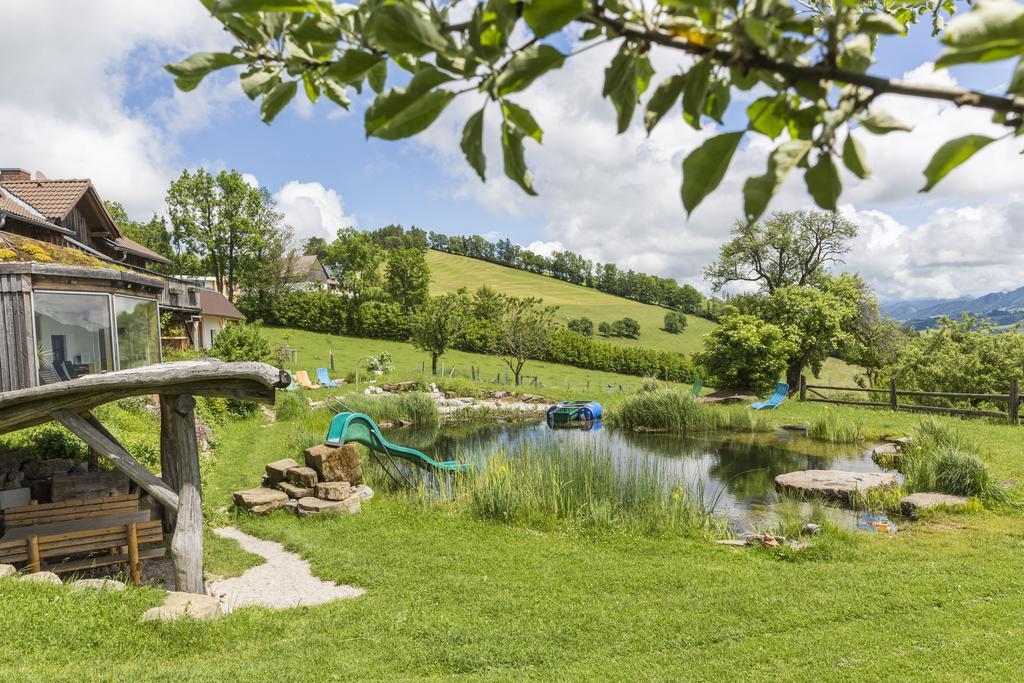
[{"left": 3, "top": 399, "right": 1024, "bottom": 679}]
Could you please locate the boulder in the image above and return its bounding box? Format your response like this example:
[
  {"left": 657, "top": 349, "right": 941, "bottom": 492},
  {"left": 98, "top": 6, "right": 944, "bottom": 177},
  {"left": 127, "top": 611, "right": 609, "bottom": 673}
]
[
  {"left": 0, "top": 487, "right": 30, "bottom": 510},
  {"left": 352, "top": 484, "right": 374, "bottom": 502},
  {"left": 296, "top": 495, "right": 360, "bottom": 517},
  {"left": 314, "top": 481, "right": 352, "bottom": 501},
  {"left": 900, "top": 492, "right": 970, "bottom": 519},
  {"left": 304, "top": 443, "right": 362, "bottom": 484},
  {"left": 22, "top": 458, "right": 75, "bottom": 479},
  {"left": 0, "top": 564, "right": 17, "bottom": 578},
  {"left": 69, "top": 578, "right": 126, "bottom": 592},
  {"left": 775, "top": 469, "right": 899, "bottom": 506},
  {"left": 232, "top": 487, "right": 289, "bottom": 514},
  {"left": 264, "top": 458, "right": 299, "bottom": 485},
  {"left": 276, "top": 481, "right": 313, "bottom": 499},
  {"left": 20, "top": 571, "right": 61, "bottom": 585},
  {"left": 0, "top": 449, "right": 29, "bottom": 474},
  {"left": 140, "top": 591, "right": 222, "bottom": 623},
  {"left": 286, "top": 466, "right": 318, "bottom": 487}
]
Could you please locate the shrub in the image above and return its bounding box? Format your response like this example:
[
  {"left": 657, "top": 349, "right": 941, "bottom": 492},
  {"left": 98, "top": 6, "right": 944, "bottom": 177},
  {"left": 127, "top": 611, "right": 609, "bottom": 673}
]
[
  {"left": 367, "top": 351, "right": 394, "bottom": 374},
  {"left": 544, "top": 328, "right": 696, "bottom": 382},
  {"left": 695, "top": 314, "right": 791, "bottom": 394},
  {"left": 208, "top": 322, "right": 273, "bottom": 416},
  {"left": 899, "top": 419, "right": 1005, "bottom": 501},
  {"left": 276, "top": 393, "right": 308, "bottom": 421},
  {"left": 608, "top": 317, "right": 640, "bottom": 338},
  {"left": 567, "top": 317, "right": 594, "bottom": 336},
  {"left": 664, "top": 311, "right": 688, "bottom": 334},
  {"left": 597, "top": 321, "right": 611, "bottom": 336},
  {"left": 359, "top": 300, "right": 411, "bottom": 340}
]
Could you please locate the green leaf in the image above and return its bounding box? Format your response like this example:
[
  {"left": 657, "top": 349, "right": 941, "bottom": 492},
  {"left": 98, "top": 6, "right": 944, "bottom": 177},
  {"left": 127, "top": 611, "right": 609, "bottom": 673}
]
[
  {"left": 804, "top": 154, "right": 841, "bottom": 211},
  {"left": 368, "top": 60, "right": 388, "bottom": 94},
  {"left": 260, "top": 80, "right": 297, "bottom": 123},
  {"left": 166, "top": 52, "right": 243, "bottom": 91},
  {"left": 522, "top": 0, "right": 587, "bottom": 38},
  {"left": 937, "top": 0, "right": 1024, "bottom": 67},
  {"left": 461, "top": 108, "right": 486, "bottom": 181},
  {"left": 746, "top": 96, "right": 787, "bottom": 140},
  {"left": 302, "top": 71, "right": 320, "bottom": 103},
  {"left": 212, "top": 0, "right": 323, "bottom": 13},
  {"left": 320, "top": 75, "right": 351, "bottom": 108},
  {"left": 838, "top": 34, "right": 873, "bottom": 73},
  {"left": 704, "top": 80, "right": 731, "bottom": 124},
  {"left": 644, "top": 74, "right": 686, "bottom": 134},
  {"left": 324, "top": 50, "right": 384, "bottom": 85},
  {"left": 501, "top": 124, "right": 537, "bottom": 195},
  {"left": 240, "top": 67, "right": 279, "bottom": 100},
  {"left": 495, "top": 44, "right": 566, "bottom": 96},
  {"left": 682, "top": 56, "right": 712, "bottom": 130},
  {"left": 842, "top": 133, "right": 870, "bottom": 179},
  {"left": 859, "top": 13, "right": 906, "bottom": 35},
  {"left": 859, "top": 109, "right": 913, "bottom": 135},
  {"left": 366, "top": 3, "right": 449, "bottom": 56},
  {"left": 501, "top": 101, "right": 542, "bottom": 142},
  {"left": 743, "top": 17, "right": 771, "bottom": 49},
  {"left": 743, "top": 139, "right": 812, "bottom": 221},
  {"left": 602, "top": 47, "right": 639, "bottom": 134},
  {"left": 681, "top": 131, "right": 744, "bottom": 215},
  {"left": 365, "top": 87, "right": 455, "bottom": 140},
  {"left": 920, "top": 134, "right": 996, "bottom": 191}
]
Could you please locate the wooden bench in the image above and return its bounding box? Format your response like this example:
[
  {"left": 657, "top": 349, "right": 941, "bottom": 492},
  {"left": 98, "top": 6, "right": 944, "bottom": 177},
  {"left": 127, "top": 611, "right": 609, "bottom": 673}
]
[{"left": 0, "top": 493, "right": 164, "bottom": 585}]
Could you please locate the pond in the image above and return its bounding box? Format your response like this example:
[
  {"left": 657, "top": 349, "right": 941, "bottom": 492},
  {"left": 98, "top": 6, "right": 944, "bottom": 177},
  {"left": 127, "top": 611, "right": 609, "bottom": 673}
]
[{"left": 381, "top": 420, "right": 895, "bottom": 533}]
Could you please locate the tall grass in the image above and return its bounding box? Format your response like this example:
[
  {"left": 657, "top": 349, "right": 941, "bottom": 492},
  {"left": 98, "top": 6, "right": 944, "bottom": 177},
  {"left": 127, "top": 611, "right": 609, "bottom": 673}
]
[
  {"left": 324, "top": 391, "right": 440, "bottom": 426},
  {"left": 609, "top": 388, "right": 771, "bottom": 434},
  {"left": 899, "top": 418, "right": 1005, "bottom": 501},
  {"left": 807, "top": 409, "right": 863, "bottom": 443}
]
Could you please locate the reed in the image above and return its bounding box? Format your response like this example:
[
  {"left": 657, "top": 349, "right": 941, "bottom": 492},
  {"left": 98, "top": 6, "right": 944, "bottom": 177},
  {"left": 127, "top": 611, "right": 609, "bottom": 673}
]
[
  {"left": 609, "top": 389, "right": 771, "bottom": 434},
  {"left": 899, "top": 418, "right": 1005, "bottom": 501},
  {"left": 807, "top": 409, "right": 862, "bottom": 443}
]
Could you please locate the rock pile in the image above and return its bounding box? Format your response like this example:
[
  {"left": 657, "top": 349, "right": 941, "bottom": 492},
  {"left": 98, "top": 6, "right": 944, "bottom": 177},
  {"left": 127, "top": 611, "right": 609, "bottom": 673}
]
[{"left": 232, "top": 444, "right": 371, "bottom": 518}]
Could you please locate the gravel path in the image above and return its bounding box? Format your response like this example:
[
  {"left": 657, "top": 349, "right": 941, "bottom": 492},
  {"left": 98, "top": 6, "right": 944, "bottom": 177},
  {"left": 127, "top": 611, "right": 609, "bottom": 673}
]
[{"left": 209, "top": 526, "right": 364, "bottom": 612}]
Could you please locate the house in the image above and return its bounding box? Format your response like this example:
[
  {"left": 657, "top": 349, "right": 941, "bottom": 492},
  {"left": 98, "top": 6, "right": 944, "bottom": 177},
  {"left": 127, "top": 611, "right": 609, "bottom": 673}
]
[
  {"left": 0, "top": 167, "right": 201, "bottom": 391},
  {"left": 289, "top": 254, "right": 338, "bottom": 292},
  {"left": 197, "top": 289, "right": 245, "bottom": 350}
]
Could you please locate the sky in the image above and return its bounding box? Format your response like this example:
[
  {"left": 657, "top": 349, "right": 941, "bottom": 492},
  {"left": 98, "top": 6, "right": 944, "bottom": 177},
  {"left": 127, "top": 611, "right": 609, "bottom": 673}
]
[{"left": 1, "top": 0, "right": 1022, "bottom": 303}]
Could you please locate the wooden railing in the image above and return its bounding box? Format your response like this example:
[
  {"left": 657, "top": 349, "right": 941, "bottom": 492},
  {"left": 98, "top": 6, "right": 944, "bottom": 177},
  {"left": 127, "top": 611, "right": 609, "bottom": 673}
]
[{"left": 799, "top": 376, "right": 1021, "bottom": 425}]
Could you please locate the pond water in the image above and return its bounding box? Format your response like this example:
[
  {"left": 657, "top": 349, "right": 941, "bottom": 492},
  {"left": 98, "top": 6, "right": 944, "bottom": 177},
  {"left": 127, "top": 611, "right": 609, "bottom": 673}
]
[{"left": 381, "top": 420, "right": 895, "bottom": 533}]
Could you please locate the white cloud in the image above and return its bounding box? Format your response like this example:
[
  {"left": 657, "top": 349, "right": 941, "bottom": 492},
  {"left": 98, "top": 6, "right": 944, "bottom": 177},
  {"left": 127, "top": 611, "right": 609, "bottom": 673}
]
[
  {"left": 274, "top": 180, "right": 356, "bottom": 243},
  {"left": 526, "top": 240, "right": 565, "bottom": 258},
  {"left": 0, "top": 0, "right": 232, "bottom": 218}
]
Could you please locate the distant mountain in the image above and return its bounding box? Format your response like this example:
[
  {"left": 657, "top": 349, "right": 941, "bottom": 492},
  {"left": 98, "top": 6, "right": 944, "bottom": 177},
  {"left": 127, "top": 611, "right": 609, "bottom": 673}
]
[{"left": 882, "top": 286, "right": 1024, "bottom": 329}]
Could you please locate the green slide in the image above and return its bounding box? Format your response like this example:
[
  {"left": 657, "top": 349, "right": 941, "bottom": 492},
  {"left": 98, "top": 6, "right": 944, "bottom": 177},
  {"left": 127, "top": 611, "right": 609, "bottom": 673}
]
[{"left": 324, "top": 412, "right": 471, "bottom": 472}]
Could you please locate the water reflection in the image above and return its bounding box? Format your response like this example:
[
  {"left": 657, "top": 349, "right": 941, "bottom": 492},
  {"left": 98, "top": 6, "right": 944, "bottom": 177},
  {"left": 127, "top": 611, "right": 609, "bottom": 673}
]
[{"left": 380, "top": 420, "right": 886, "bottom": 530}]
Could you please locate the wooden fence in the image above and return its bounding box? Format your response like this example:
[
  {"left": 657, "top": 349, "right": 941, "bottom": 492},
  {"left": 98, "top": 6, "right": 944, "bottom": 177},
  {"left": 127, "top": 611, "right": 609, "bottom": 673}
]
[{"left": 799, "top": 376, "right": 1020, "bottom": 424}]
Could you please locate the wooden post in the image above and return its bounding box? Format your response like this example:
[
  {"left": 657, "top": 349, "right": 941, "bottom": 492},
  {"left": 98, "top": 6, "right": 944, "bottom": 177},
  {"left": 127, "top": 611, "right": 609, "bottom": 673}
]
[
  {"left": 163, "top": 393, "right": 205, "bottom": 595},
  {"left": 799, "top": 375, "right": 806, "bottom": 401},
  {"left": 889, "top": 379, "right": 898, "bottom": 411},
  {"left": 126, "top": 522, "right": 142, "bottom": 586},
  {"left": 1010, "top": 378, "right": 1020, "bottom": 425},
  {"left": 159, "top": 398, "right": 180, "bottom": 533},
  {"left": 27, "top": 535, "right": 40, "bottom": 573}
]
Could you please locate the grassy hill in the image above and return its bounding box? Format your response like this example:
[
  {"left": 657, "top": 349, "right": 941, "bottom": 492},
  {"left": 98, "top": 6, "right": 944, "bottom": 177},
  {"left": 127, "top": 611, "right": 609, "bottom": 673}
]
[
  {"left": 427, "top": 249, "right": 859, "bottom": 386},
  {"left": 427, "top": 250, "right": 716, "bottom": 355}
]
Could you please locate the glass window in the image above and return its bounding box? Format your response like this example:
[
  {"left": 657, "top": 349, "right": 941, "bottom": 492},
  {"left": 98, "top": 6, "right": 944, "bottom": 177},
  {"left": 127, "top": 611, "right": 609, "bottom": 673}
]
[
  {"left": 114, "top": 296, "right": 161, "bottom": 370},
  {"left": 34, "top": 292, "right": 113, "bottom": 383}
]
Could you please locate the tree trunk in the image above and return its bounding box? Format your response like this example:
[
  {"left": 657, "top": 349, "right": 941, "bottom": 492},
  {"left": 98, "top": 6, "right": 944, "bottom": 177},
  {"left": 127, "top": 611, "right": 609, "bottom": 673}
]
[
  {"left": 786, "top": 361, "right": 803, "bottom": 389},
  {"left": 514, "top": 368, "right": 523, "bottom": 386},
  {"left": 163, "top": 394, "right": 205, "bottom": 595},
  {"left": 431, "top": 355, "right": 438, "bottom": 375}
]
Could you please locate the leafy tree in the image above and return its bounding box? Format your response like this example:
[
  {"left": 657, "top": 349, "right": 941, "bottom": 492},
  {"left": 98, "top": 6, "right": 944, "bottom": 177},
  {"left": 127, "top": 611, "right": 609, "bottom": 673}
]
[
  {"left": 567, "top": 317, "right": 594, "bottom": 337},
  {"left": 609, "top": 317, "right": 640, "bottom": 338},
  {"left": 170, "top": 1, "right": 1024, "bottom": 220},
  {"left": 664, "top": 311, "right": 688, "bottom": 334},
  {"left": 462, "top": 285, "right": 505, "bottom": 352},
  {"left": 597, "top": 321, "right": 612, "bottom": 336},
  {"left": 696, "top": 315, "right": 792, "bottom": 394},
  {"left": 235, "top": 187, "right": 295, "bottom": 318},
  {"left": 705, "top": 211, "right": 858, "bottom": 293},
  {"left": 166, "top": 169, "right": 270, "bottom": 301},
  {"left": 385, "top": 246, "right": 430, "bottom": 310},
  {"left": 411, "top": 293, "right": 466, "bottom": 374},
  {"left": 492, "top": 296, "right": 558, "bottom": 386},
  {"left": 208, "top": 321, "right": 274, "bottom": 415},
  {"left": 322, "top": 227, "right": 386, "bottom": 330},
  {"left": 104, "top": 200, "right": 175, "bottom": 270},
  {"left": 302, "top": 236, "right": 330, "bottom": 260}
]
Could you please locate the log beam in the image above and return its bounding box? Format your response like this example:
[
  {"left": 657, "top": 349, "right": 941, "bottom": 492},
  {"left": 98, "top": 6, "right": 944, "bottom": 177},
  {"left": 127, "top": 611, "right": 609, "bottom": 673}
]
[{"left": 164, "top": 394, "right": 205, "bottom": 595}]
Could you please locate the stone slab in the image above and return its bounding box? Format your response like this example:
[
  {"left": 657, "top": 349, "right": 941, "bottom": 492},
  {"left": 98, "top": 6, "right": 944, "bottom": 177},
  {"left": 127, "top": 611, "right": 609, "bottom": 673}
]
[
  {"left": 296, "top": 495, "right": 360, "bottom": 517},
  {"left": 70, "top": 578, "right": 127, "bottom": 592},
  {"left": 264, "top": 458, "right": 299, "bottom": 484},
  {"left": 0, "top": 487, "right": 30, "bottom": 510},
  {"left": 140, "top": 591, "right": 222, "bottom": 622},
  {"left": 286, "top": 466, "right": 318, "bottom": 487},
  {"left": 232, "top": 487, "right": 289, "bottom": 514},
  {"left": 276, "top": 481, "right": 313, "bottom": 499},
  {"left": 304, "top": 443, "right": 362, "bottom": 484},
  {"left": 775, "top": 469, "right": 899, "bottom": 505},
  {"left": 314, "top": 481, "right": 351, "bottom": 501},
  {"left": 900, "top": 492, "right": 970, "bottom": 518}
]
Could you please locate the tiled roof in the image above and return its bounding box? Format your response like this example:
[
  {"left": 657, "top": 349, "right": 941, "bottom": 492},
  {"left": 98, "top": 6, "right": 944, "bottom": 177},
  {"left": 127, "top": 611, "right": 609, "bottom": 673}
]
[
  {"left": 113, "top": 236, "right": 172, "bottom": 265},
  {"left": 199, "top": 289, "right": 245, "bottom": 320},
  {"left": 0, "top": 179, "right": 91, "bottom": 220},
  {"left": 0, "top": 187, "right": 59, "bottom": 227}
]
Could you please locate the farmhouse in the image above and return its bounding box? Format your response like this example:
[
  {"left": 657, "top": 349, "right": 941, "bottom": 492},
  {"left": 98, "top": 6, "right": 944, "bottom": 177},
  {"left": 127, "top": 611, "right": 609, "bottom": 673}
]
[{"left": 0, "top": 168, "right": 201, "bottom": 391}]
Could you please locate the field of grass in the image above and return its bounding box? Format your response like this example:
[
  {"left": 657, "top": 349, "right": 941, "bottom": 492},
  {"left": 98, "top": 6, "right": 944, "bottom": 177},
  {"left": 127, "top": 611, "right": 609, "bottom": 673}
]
[{"left": 3, "top": 399, "right": 1024, "bottom": 679}]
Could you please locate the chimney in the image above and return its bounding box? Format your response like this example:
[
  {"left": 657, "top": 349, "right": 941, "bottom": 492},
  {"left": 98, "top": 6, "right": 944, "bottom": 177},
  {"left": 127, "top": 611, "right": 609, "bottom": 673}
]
[{"left": 0, "top": 168, "right": 30, "bottom": 182}]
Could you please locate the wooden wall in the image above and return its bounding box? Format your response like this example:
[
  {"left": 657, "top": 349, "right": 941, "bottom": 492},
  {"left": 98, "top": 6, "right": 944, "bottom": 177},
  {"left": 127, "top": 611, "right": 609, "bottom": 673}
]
[{"left": 0, "top": 273, "right": 35, "bottom": 392}]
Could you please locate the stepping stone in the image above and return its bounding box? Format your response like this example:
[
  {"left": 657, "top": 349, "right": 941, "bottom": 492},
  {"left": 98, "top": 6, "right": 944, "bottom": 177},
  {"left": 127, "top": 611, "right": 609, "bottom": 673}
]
[
  {"left": 70, "top": 578, "right": 126, "bottom": 592},
  {"left": 276, "top": 481, "right": 313, "bottom": 499},
  {"left": 775, "top": 469, "right": 899, "bottom": 506},
  {"left": 315, "top": 481, "right": 351, "bottom": 501},
  {"left": 20, "top": 571, "right": 61, "bottom": 585},
  {"left": 264, "top": 458, "right": 299, "bottom": 485},
  {"left": 296, "top": 495, "right": 360, "bottom": 517},
  {"left": 232, "top": 487, "right": 289, "bottom": 514},
  {"left": 871, "top": 443, "right": 903, "bottom": 467},
  {"left": 139, "top": 591, "right": 222, "bottom": 623},
  {"left": 0, "top": 564, "right": 17, "bottom": 578},
  {"left": 900, "top": 492, "right": 970, "bottom": 518}
]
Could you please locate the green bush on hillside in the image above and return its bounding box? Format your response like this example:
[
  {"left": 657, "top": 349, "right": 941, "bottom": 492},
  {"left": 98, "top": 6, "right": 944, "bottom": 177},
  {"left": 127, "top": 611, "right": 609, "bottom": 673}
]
[{"left": 664, "top": 311, "right": 688, "bottom": 334}]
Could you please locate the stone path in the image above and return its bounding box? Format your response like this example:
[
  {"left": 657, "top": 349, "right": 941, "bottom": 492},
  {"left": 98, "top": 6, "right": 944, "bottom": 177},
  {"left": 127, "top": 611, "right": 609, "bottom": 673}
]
[{"left": 209, "top": 526, "right": 364, "bottom": 612}]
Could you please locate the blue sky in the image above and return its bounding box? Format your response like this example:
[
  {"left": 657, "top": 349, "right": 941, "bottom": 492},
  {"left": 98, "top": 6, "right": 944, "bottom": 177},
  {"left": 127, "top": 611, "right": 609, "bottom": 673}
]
[{"left": 4, "top": 1, "right": 1023, "bottom": 301}]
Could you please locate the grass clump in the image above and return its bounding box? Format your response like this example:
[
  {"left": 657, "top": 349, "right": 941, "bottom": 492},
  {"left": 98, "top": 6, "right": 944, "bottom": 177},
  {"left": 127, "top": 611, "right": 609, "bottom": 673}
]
[
  {"left": 900, "top": 418, "right": 1005, "bottom": 501},
  {"left": 609, "top": 388, "right": 771, "bottom": 434},
  {"left": 275, "top": 393, "right": 309, "bottom": 421},
  {"left": 326, "top": 391, "right": 440, "bottom": 426},
  {"left": 807, "top": 409, "right": 863, "bottom": 443}
]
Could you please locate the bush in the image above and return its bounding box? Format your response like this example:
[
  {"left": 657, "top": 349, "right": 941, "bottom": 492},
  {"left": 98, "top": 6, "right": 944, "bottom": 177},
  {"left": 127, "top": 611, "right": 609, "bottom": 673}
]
[
  {"left": 0, "top": 423, "right": 88, "bottom": 462},
  {"left": 209, "top": 322, "right": 273, "bottom": 416},
  {"left": 695, "top": 314, "right": 791, "bottom": 394},
  {"left": 567, "top": 317, "right": 594, "bottom": 336},
  {"left": 359, "top": 301, "right": 412, "bottom": 340},
  {"left": 367, "top": 351, "right": 394, "bottom": 374},
  {"left": 899, "top": 419, "right": 1005, "bottom": 500},
  {"left": 608, "top": 317, "right": 640, "bottom": 338},
  {"left": 544, "top": 328, "right": 695, "bottom": 382},
  {"left": 276, "top": 393, "right": 308, "bottom": 421},
  {"left": 597, "top": 321, "right": 611, "bottom": 336},
  {"left": 664, "top": 311, "right": 688, "bottom": 334}
]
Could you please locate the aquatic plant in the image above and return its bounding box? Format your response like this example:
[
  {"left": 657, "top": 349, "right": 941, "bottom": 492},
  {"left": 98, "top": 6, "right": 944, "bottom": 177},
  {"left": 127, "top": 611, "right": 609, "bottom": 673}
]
[
  {"left": 899, "top": 418, "right": 1005, "bottom": 501},
  {"left": 807, "top": 410, "right": 862, "bottom": 444},
  {"left": 609, "top": 388, "right": 771, "bottom": 434}
]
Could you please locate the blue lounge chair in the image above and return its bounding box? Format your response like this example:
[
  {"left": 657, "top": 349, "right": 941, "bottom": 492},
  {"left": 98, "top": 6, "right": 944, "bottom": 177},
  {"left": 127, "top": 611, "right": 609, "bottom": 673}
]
[
  {"left": 751, "top": 382, "right": 789, "bottom": 410},
  {"left": 315, "top": 367, "right": 339, "bottom": 388}
]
